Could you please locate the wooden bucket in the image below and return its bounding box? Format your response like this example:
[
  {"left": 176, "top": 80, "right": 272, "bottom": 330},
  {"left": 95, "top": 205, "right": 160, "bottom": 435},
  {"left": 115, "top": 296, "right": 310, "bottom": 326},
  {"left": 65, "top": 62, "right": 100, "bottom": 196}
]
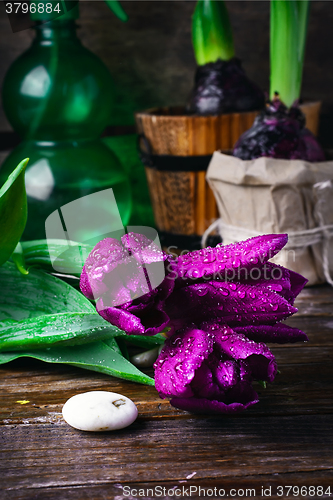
[
  {"left": 300, "top": 101, "right": 322, "bottom": 136},
  {"left": 135, "top": 103, "right": 321, "bottom": 248},
  {"left": 135, "top": 106, "right": 258, "bottom": 246}
]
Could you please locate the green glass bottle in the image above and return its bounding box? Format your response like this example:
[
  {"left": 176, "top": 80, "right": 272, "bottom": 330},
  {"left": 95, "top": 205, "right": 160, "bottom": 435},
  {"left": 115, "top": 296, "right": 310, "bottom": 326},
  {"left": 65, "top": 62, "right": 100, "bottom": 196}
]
[{"left": 1, "top": 2, "right": 131, "bottom": 241}]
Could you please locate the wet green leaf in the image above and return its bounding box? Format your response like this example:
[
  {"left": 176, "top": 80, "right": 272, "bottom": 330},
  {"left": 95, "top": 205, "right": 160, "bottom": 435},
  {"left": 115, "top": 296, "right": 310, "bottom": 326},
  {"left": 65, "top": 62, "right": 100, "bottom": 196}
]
[
  {"left": 0, "top": 312, "right": 122, "bottom": 352},
  {"left": 0, "top": 158, "right": 28, "bottom": 266},
  {"left": 21, "top": 239, "right": 93, "bottom": 276},
  {"left": 10, "top": 242, "right": 29, "bottom": 275},
  {"left": 104, "top": 337, "right": 123, "bottom": 356},
  {"left": 0, "top": 341, "right": 154, "bottom": 386},
  {"left": 0, "top": 261, "right": 159, "bottom": 385},
  {"left": 124, "top": 333, "right": 166, "bottom": 348},
  {"left": 0, "top": 262, "right": 95, "bottom": 321}
]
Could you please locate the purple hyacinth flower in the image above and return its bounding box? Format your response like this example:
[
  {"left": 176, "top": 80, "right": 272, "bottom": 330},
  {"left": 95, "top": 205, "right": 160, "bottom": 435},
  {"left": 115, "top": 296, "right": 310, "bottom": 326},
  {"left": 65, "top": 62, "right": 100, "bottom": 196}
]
[{"left": 154, "top": 325, "right": 277, "bottom": 414}]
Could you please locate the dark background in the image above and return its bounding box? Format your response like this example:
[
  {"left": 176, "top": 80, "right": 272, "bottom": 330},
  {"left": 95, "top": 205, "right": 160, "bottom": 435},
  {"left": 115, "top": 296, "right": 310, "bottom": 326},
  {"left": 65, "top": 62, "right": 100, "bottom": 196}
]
[{"left": 0, "top": 0, "right": 333, "bottom": 146}]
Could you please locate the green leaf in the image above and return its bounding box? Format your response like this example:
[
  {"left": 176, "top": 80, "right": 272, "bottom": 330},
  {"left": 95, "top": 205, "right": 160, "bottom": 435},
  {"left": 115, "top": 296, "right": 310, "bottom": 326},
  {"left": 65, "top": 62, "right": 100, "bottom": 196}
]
[
  {"left": 270, "top": 0, "right": 310, "bottom": 106},
  {"left": 105, "top": 0, "right": 128, "bottom": 22},
  {"left": 124, "top": 333, "right": 166, "bottom": 348},
  {"left": 257, "top": 380, "right": 267, "bottom": 389},
  {"left": 103, "top": 337, "right": 123, "bottom": 355},
  {"left": 0, "top": 262, "right": 95, "bottom": 321},
  {"left": 192, "top": 0, "right": 234, "bottom": 65},
  {"left": 21, "top": 239, "right": 93, "bottom": 276},
  {"left": 0, "top": 158, "right": 28, "bottom": 266},
  {"left": 10, "top": 242, "right": 29, "bottom": 275},
  {"left": 0, "top": 341, "right": 155, "bottom": 386},
  {"left": 0, "top": 312, "right": 123, "bottom": 352}
]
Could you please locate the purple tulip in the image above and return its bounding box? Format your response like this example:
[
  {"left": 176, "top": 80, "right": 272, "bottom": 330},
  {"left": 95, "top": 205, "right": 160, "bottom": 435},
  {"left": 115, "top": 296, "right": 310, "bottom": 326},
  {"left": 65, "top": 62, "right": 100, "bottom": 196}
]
[
  {"left": 80, "top": 232, "right": 174, "bottom": 335},
  {"left": 154, "top": 325, "right": 277, "bottom": 414},
  {"left": 80, "top": 231, "right": 308, "bottom": 414},
  {"left": 80, "top": 232, "right": 307, "bottom": 337}
]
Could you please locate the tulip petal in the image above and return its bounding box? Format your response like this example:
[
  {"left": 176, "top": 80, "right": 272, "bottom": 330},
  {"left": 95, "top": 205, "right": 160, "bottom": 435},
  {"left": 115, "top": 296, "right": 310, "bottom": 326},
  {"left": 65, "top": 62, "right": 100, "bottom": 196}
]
[
  {"left": 121, "top": 232, "right": 166, "bottom": 264},
  {"left": 234, "top": 323, "right": 308, "bottom": 343},
  {"left": 213, "top": 359, "right": 239, "bottom": 389},
  {"left": 83, "top": 238, "right": 127, "bottom": 280},
  {"left": 236, "top": 262, "right": 307, "bottom": 305},
  {"left": 213, "top": 327, "right": 277, "bottom": 383},
  {"left": 154, "top": 327, "right": 214, "bottom": 398},
  {"left": 96, "top": 297, "right": 169, "bottom": 336},
  {"left": 177, "top": 234, "right": 288, "bottom": 280},
  {"left": 170, "top": 385, "right": 259, "bottom": 414},
  {"left": 165, "top": 281, "right": 297, "bottom": 330},
  {"left": 190, "top": 361, "right": 222, "bottom": 399},
  {"left": 288, "top": 269, "right": 308, "bottom": 302},
  {"left": 79, "top": 267, "right": 94, "bottom": 300}
]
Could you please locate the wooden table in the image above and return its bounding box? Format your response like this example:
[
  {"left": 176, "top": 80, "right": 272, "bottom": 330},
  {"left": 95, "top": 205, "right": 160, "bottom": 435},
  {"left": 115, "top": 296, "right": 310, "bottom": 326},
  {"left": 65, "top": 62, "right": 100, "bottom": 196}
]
[{"left": 1, "top": 286, "right": 333, "bottom": 500}]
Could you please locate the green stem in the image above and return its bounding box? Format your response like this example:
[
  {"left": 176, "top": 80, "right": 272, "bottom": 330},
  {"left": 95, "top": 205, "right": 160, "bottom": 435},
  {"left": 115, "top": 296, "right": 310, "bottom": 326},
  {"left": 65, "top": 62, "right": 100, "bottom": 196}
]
[
  {"left": 270, "top": 0, "right": 310, "bottom": 107},
  {"left": 192, "top": 0, "right": 235, "bottom": 65},
  {"left": 104, "top": 0, "right": 128, "bottom": 22}
]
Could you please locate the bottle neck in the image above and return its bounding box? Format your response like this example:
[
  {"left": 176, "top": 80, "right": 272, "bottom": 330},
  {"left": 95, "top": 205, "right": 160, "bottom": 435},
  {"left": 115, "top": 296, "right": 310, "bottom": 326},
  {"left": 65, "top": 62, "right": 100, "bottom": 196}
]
[{"left": 34, "top": 20, "right": 79, "bottom": 43}]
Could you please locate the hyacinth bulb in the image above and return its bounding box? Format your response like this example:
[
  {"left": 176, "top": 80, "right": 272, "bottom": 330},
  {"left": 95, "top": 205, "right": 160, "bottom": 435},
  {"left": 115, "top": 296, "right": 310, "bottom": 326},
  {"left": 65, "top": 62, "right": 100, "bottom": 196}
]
[
  {"left": 233, "top": 97, "right": 325, "bottom": 162},
  {"left": 188, "top": 0, "right": 265, "bottom": 115}
]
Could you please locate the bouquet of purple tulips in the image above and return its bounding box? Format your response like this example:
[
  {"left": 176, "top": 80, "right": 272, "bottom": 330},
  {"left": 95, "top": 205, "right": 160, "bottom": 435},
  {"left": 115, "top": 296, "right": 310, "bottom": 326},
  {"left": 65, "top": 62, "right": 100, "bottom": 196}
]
[{"left": 80, "top": 232, "right": 307, "bottom": 414}]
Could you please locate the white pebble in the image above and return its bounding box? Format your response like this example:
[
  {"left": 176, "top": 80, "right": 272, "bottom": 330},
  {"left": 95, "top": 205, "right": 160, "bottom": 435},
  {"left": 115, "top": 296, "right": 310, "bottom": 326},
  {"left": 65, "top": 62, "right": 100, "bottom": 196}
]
[{"left": 62, "top": 391, "right": 138, "bottom": 431}]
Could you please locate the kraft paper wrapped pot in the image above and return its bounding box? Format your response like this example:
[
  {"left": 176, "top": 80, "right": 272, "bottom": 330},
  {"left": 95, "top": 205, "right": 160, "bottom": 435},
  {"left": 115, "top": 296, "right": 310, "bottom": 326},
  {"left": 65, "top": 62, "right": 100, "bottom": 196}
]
[
  {"left": 205, "top": 151, "right": 333, "bottom": 285},
  {"left": 135, "top": 102, "right": 321, "bottom": 250}
]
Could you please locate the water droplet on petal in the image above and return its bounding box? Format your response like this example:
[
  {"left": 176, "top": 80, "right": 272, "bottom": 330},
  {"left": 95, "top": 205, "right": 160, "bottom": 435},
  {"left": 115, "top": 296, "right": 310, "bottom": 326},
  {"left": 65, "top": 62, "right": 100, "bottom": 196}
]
[
  {"left": 203, "top": 252, "right": 216, "bottom": 264},
  {"left": 189, "top": 268, "right": 201, "bottom": 278},
  {"left": 269, "top": 284, "right": 283, "bottom": 292},
  {"left": 196, "top": 286, "right": 208, "bottom": 296}
]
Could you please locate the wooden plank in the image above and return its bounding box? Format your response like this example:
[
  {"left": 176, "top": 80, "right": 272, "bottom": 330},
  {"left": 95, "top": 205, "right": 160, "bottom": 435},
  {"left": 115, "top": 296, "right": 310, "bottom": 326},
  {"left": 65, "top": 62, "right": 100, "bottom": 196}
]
[
  {"left": 294, "top": 285, "right": 333, "bottom": 300},
  {"left": 1, "top": 285, "right": 333, "bottom": 499},
  {"left": 1, "top": 343, "right": 332, "bottom": 424},
  {"left": 5, "top": 471, "right": 333, "bottom": 500},
  {"left": 294, "top": 301, "right": 333, "bottom": 317},
  {"left": 293, "top": 285, "right": 333, "bottom": 317},
  {"left": 1, "top": 415, "right": 333, "bottom": 491},
  {"left": 285, "top": 316, "right": 333, "bottom": 345}
]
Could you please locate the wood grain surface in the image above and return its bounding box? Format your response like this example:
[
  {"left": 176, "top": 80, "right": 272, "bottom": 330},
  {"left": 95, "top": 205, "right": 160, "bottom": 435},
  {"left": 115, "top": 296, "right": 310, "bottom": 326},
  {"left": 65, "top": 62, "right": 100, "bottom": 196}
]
[
  {"left": 1, "top": 285, "right": 333, "bottom": 499},
  {"left": 135, "top": 107, "right": 259, "bottom": 155}
]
